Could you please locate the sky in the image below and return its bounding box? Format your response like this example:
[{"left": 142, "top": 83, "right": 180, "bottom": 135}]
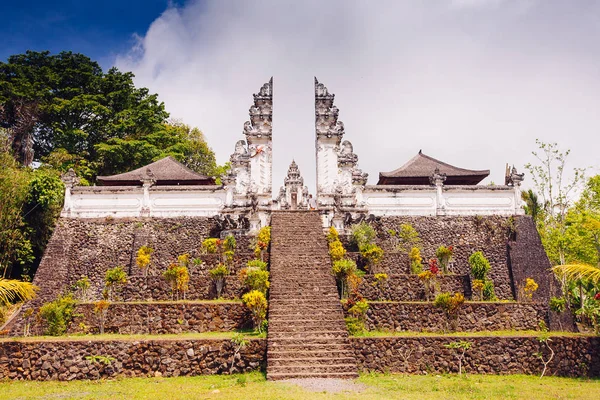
[{"left": 3, "top": 0, "right": 600, "bottom": 195}]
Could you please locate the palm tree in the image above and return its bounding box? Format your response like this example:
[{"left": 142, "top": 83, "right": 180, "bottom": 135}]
[
  {"left": 0, "top": 279, "right": 38, "bottom": 307},
  {"left": 552, "top": 264, "right": 600, "bottom": 285}
]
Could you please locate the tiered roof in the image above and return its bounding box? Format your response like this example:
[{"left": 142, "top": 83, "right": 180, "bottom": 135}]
[
  {"left": 97, "top": 156, "right": 215, "bottom": 186},
  {"left": 377, "top": 151, "right": 489, "bottom": 185}
]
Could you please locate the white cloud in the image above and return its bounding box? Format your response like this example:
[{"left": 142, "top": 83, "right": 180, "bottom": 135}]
[{"left": 116, "top": 0, "right": 600, "bottom": 194}]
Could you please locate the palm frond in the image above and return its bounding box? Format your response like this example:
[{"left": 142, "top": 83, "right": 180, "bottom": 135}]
[
  {"left": 0, "top": 279, "right": 38, "bottom": 306},
  {"left": 552, "top": 264, "right": 600, "bottom": 284}
]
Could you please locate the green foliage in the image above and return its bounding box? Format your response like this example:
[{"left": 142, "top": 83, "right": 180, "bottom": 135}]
[
  {"left": 409, "top": 247, "right": 423, "bottom": 274},
  {"left": 345, "top": 316, "right": 365, "bottom": 335},
  {"left": 328, "top": 240, "right": 346, "bottom": 262},
  {"left": 332, "top": 259, "right": 357, "bottom": 299},
  {"left": 85, "top": 355, "right": 116, "bottom": 366},
  {"left": 135, "top": 246, "right": 153, "bottom": 276},
  {"left": 209, "top": 264, "right": 229, "bottom": 298},
  {"left": 242, "top": 269, "right": 270, "bottom": 294},
  {"left": 549, "top": 296, "right": 566, "bottom": 313},
  {"left": 254, "top": 226, "right": 271, "bottom": 260},
  {"left": 395, "top": 223, "right": 422, "bottom": 253},
  {"left": 73, "top": 276, "right": 91, "bottom": 300},
  {"left": 482, "top": 280, "right": 497, "bottom": 301},
  {"left": 469, "top": 251, "right": 491, "bottom": 281},
  {"left": 444, "top": 340, "right": 472, "bottom": 375},
  {"left": 246, "top": 259, "right": 267, "bottom": 271},
  {"left": 223, "top": 234, "right": 236, "bottom": 252},
  {"left": 348, "top": 299, "right": 369, "bottom": 320},
  {"left": 163, "top": 263, "right": 190, "bottom": 300},
  {"left": 434, "top": 292, "right": 465, "bottom": 324},
  {"left": 350, "top": 222, "right": 376, "bottom": 249},
  {"left": 327, "top": 226, "right": 340, "bottom": 243},
  {"left": 105, "top": 267, "right": 127, "bottom": 287},
  {"left": 360, "top": 243, "right": 384, "bottom": 270},
  {"left": 242, "top": 290, "right": 268, "bottom": 333},
  {"left": 38, "top": 294, "right": 76, "bottom": 336},
  {"left": 0, "top": 278, "right": 38, "bottom": 307},
  {"left": 435, "top": 245, "right": 454, "bottom": 274},
  {"left": 201, "top": 238, "right": 220, "bottom": 254}
]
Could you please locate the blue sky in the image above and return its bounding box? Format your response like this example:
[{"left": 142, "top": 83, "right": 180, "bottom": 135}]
[{"left": 0, "top": 0, "right": 176, "bottom": 68}]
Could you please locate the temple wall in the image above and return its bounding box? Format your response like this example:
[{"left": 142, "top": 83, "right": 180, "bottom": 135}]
[
  {"left": 63, "top": 186, "right": 226, "bottom": 218},
  {"left": 362, "top": 185, "right": 523, "bottom": 216}
]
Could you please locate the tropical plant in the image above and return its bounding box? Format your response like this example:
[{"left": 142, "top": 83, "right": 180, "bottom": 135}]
[
  {"left": 240, "top": 268, "right": 270, "bottom": 295},
  {"left": 373, "top": 273, "right": 389, "bottom": 296},
  {"left": 360, "top": 243, "right": 384, "bottom": 274},
  {"left": 394, "top": 223, "right": 422, "bottom": 253},
  {"left": 201, "top": 238, "right": 220, "bottom": 254},
  {"left": 327, "top": 226, "right": 340, "bottom": 243},
  {"left": 434, "top": 292, "right": 465, "bottom": 331},
  {"left": 522, "top": 278, "right": 539, "bottom": 301},
  {"left": 230, "top": 333, "right": 249, "bottom": 373},
  {"left": 93, "top": 300, "right": 110, "bottom": 334},
  {"left": 246, "top": 259, "right": 267, "bottom": 271},
  {"left": 135, "top": 246, "right": 153, "bottom": 277},
  {"left": 332, "top": 259, "right": 357, "bottom": 299},
  {"left": 350, "top": 222, "right": 376, "bottom": 250},
  {"left": 409, "top": 247, "right": 423, "bottom": 274},
  {"left": 469, "top": 251, "right": 491, "bottom": 280},
  {"left": 163, "top": 263, "right": 190, "bottom": 300},
  {"left": 73, "top": 276, "right": 91, "bottom": 301},
  {"left": 254, "top": 226, "right": 271, "bottom": 261},
  {"left": 328, "top": 239, "right": 346, "bottom": 262},
  {"left": 483, "top": 279, "right": 497, "bottom": 301},
  {"left": 535, "top": 331, "right": 555, "bottom": 378},
  {"left": 209, "top": 264, "right": 229, "bottom": 298},
  {"left": 104, "top": 266, "right": 127, "bottom": 301},
  {"left": 347, "top": 299, "right": 369, "bottom": 334},
  {"left": 242, "top": 290, "right": 268, "bottom": 333},
  {"left": 472, "top": 279, "right": 485, "bottom": 301},
  {"left": 38, "top": 294, "right": 76, "bottom": 336},
  {"left": 552, "top": 263, "right": 600, "bottom": 285},
  {"left": 444, "top": 340, "right": 472, "bottom": 375},
  {"left": 0, "top": 278, "right": 38, "bottom": 307},
  {"left": 436, "top": 245, "right": 454, "bottom": 274}
]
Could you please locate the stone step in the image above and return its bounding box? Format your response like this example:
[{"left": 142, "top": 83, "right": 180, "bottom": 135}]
[
  {"left": 268, "top": 330, "right": 349, "bottom": 339},
  {"left": 267, "top": 364, "right": 357, "bottom": 374},
  {"left": 267, "top": 371, "right": 359, "bottom": 380},
  {"left": 268, "top": 349, "right": 355, "bottom": 359},
  {"left": 268, "top": 340, "right": 351, "bottom": 349},
  {"left": 268, "top": 357, "right": 357, "bottom": 367},
  {"left": 269, "top": 322, "right": 346, "bottom": 331}
]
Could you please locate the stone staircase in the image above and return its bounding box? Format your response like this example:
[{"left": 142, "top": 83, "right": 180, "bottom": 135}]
[{"left": 267, "top": 211, "right": 358, "bottom": 380}]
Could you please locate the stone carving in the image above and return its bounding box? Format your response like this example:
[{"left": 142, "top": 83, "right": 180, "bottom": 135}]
[
  {"left": 338, "top": 140, "right": 358, "bottom": 168},
  {"left": 315, "top": 78, "right": 344, "bottom": 141},
  {"left": 61, "top": 168, "right": 80, "bottom": 188},
  {"left": 244, "top": 77, "right": 273, "bottom": 143},
  {"left": 429, "top": 167, "right": 447, "bottom": 186},
  {"left": 505, "top": 164, "right": 525, "bottom": 187},
  {"left": 214, "top": 214, "right": 250, "bottom": 230}
]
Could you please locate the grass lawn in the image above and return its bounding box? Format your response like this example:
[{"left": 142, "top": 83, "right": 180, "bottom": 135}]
[
  {"left": 351, "top": 329, "right": 593, "bottom": 338},
  {"left": 1, "top": 371, "right": 598, "bottom": 400},
  {"left": 1, "top": 330, "right": 264, "bottom": 342}
]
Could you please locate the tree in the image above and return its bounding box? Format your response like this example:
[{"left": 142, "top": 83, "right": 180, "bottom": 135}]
[{"left": 0, "top": 279, "right": 37, "bottom": 307}]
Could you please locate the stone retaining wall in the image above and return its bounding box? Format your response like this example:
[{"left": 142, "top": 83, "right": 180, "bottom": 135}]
[
  {"left": 345, "top": 216, "right": 513, "bottom": 299},
  {"left": 120, "top": 276, "right": 244, "bottom": 301},
  {"left": 359, "top": 274, "right": 471, "bottom": 301},
  {"left": 0, "top": 338, "right": 266, "bottom": 381},
  {"left": 359, "top": 302, "right": 548, "bottom": 332},
  {"left": 68, "top": 302, "right": 250, "bottom": 335},
  {"left": 352, "top": 335, "right": 600, "bottom": 377}
]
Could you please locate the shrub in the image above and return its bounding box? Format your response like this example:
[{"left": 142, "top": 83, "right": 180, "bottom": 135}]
[
  {"left": 93, "top": 300, "right": 110, "bottom": 334},
  {"left": 254, "top": 226, "right": 271, "bottom": 260},
  {"left": 328, "top": 240, "right": 346, "bottom": 262},
  {"left": 345, "top": 316, "right": 365, "bottom": 335},
  {"left": 209, "top": 264, "right": 229, "bottom": 298},
  {"left": 135, "top": 246, "right": 153, "bottom": 277},
  {"left": 73, "top": 276, "right": 91, "bottom": 301},
  {"left": 409, "top": 247, "right": 423, "bottom": 274},
  {"left": 360, "top": 243, "right": 384, "bottom": 273},
  {"left": 201, "top": 238, "right": 220, "bottom": 254},
  {"left": 327, "top": 226, "right": 340, "bottom": 243},
  {"left": 241, "top": 268, "right": 270, "bottom": 294},
  {"left": 522, "top": 278, "right": 539, "bottom": 301},
  {"left": 350, "top": 222, "right": 376, "bottom": 249},
  {"left": 39, "top": 294, "right": 76, "bottom": 336},
  {"left": 444, "top": 341, "right": 472, "bottom": 375},
  {"left": 472, "top": 279, "right": 485, "bottom": 301},
  {"left": 242, "top": 290, "right": 268, "bottom": 333},
  {"left": 469, "top": 251, "right": 490, "bottom": 280},
  {"left": 332, "top": 259, "right": 357, "bottom": 299},
  {"left": 549, "top": 296, "right": 566, "bottom": 313},
  {"left": 436, "top": 245, "right": 454, "bottom": 274},
  {"left": 177, "top": 253, "right": 190, "bottom": 267},
  {"left": 434, "top": 292, "right": 465, "bottom": 331},
  {"left": 223, "top": 234, "right": 237, "bottom": 252},
  {"left": 418, "top": 270, "right": 438, "bottom": 301},
  {"left": 482, "top": 280, "right": 497, "bottom": 301},
  {"left": 395, "top": 223, "right": 422, "bottom": 253},
  {"left": 247, "top": 259, "right": 268, "bottom": 271},
  {"left": 163, "top": 263, "right": 190, "bottom": 300},
  {"left": 105, "top": 267, "right": 127, "bottom": 301},
  {"left": 348, "top": 299, "right": 369, "bottom": 322}
]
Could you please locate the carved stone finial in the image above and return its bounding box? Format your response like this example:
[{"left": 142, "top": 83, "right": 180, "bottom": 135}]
[
  {"left": 429, "top": 167, "right": 447, "bottom": 186},
  {"left": 315, "top": 78, "right": 344, "bottom": 142},
  {"left": 61, "top": 168, "right": 79, "bottom": 188},
  {"left": 284, "top": 160, "right": 304, "bottom": 187},
  {"left": 244, "top": 78, "right": 273, "bottom": 143},
  {"left": 338, "top": 140, "right": 358, "bottom": 168},
  {"left": 505, "top": 164, "right": 525, "bottom": 187},
  {"left": 141, "top": 168, "right": 156, "bottom": 186},
  {"left": 352, "top": 168, "right": 368, "bottom": 186},
  {"left": 230, "top": 140, "right": 250, "bottom": 167}
]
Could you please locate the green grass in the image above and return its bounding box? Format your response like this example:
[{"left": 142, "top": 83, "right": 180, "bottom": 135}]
[
  {"left": 77, "top": 299, "right": 243, "bottom": 305},
  {"left": 1, "top": 329, "right": 265, "bottom": 343},
  {"left": 351, "top": 329, "right": 594, "bottom": 338},
  {"left": 0, "top": 371, "right": 598, "bottom": 399}
]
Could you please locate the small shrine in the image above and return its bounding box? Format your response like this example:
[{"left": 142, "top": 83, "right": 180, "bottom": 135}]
[{"left": 276, "top": 160, "right": 309, "bottom": 210}]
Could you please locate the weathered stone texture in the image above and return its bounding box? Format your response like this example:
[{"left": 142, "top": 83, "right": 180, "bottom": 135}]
[
  {"left": 121, "top": 276, "right": 244, "bottom": 302},
  {"left": 359, "top": 274, "right": 471, "bottom": 301},
  {"left": 0, "top": 338, "right": 266, "bottom": 381},
  {"left": 352, "top": 336, "right": 600, "bottom": 377},
  {"left": 69, "top": 302, "right": 250, "bottom": 335},
  {"left": 359, "top": 302, "right": 548, "bottom": 332},
  {"left": 346, "top": 216, "right": 517, "bottom": 299}
]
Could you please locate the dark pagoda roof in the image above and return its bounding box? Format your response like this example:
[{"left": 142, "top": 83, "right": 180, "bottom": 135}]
[
  {"left": 377, "top": 151, "right": 489, "bottom": 185},
  {"left": 97, "top": 156, "right": 215, "bottom": 186}
]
